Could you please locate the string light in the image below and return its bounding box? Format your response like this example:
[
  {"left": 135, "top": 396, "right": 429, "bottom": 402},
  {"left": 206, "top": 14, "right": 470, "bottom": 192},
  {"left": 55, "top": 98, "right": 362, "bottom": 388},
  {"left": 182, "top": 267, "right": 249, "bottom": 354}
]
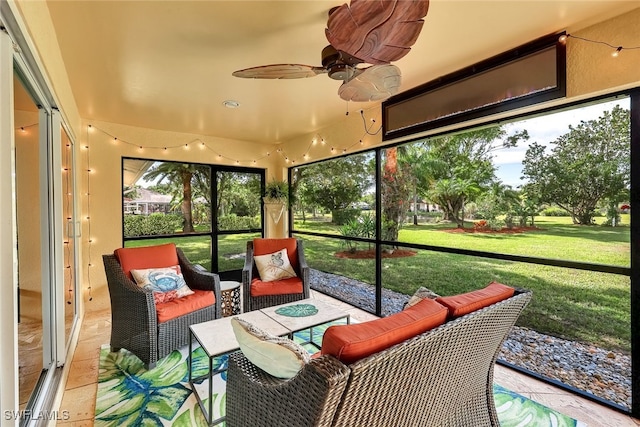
[
  {"left": 88, "top": 118, "right": 374, "bottom": 168},
  {"left": 85, "top": 125, "right": 93, "bottom": 301},
  {"left": 559, "top": 33, "right": 640, "bottom": 58},
  {"left": 62, "top": 134, "right": 74, "bottom": 306},
  {"left": 13, "top": 123, "right": 38, "bottom": 134}
]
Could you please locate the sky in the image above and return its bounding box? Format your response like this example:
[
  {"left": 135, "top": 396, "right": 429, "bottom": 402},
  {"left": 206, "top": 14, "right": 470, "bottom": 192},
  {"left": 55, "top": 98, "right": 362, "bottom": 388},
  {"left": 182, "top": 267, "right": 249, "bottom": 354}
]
[{"left": 493, "top": 97, "right": 630, "bottom": 188}]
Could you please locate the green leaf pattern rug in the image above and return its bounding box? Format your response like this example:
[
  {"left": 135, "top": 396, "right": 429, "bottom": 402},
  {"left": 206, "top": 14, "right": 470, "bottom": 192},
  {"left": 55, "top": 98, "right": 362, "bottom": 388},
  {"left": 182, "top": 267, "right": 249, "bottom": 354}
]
[{"left": 96, "top": 325, "right": 586, "bottom": 426}]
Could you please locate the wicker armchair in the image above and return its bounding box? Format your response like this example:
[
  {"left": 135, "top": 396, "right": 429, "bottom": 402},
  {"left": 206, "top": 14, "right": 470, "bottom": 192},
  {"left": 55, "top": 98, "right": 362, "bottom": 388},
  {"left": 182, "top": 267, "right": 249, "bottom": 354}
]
[
  {"left": 242, "top": 238, "right": 310, "bottom": 312},
  {"left": 226, "top": 289, "right": 532, "bottom": 427},
  {"left": 103, "top": 243, "right": 222, "bottom": 369}
]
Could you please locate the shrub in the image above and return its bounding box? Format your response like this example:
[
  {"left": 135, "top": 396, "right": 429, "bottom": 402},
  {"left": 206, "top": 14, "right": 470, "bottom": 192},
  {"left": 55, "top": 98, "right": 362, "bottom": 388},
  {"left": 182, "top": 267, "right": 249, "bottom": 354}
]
[
  {"left": 332, "top": 208, "right": 360, "bottom": 225},
  {"left": 124, "top": 213, "right": 183, "bottom": 237},
  {"left": 474, "top": 220, "right": 488, "bottom": 231},
  {"left": 218, "top": 214, "right": 260, "bottom": 231},
  {"left": 540, "top": 207, "right": 570, "bottom": 217},
  {"left": 339, "top": 213, "right": 376, "bottom": 252},
  {"left": 487, "top": 218, "right": 505, "bottom": 231},
  {"left": 339, "top": 220, "right": 361, "bottom": 253}
]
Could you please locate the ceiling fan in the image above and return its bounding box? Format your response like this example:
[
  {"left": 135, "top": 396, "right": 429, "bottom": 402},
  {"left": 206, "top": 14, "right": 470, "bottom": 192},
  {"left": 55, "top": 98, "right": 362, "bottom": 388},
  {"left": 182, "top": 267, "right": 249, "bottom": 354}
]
[{"left": 232, "top": 0, "right": 430, "bottom": 102}]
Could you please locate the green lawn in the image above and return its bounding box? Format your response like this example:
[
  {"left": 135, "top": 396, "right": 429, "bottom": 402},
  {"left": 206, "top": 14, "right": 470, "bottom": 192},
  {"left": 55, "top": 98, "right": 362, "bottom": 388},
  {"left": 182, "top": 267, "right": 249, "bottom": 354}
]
[
  {"left": 125, "top": 216, "right": 631, "bottom": 352},
  {"left": 125, "top": 232, "right": 260, "bottom": 272},
  {"left": 294, "top": 215, "right": 631, "bottom": 352}
]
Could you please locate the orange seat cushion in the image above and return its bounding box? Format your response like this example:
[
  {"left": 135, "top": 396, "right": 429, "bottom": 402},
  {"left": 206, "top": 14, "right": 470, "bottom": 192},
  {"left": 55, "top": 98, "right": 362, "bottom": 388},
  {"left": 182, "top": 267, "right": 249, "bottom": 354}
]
[
  {"left": 253, "top": 238, "right": 299, "bottom": 271},
  {"left": 435, "top": 281, "right": 515, "bottom": 318},
  {"left": 250, "top": 277, "right": 304, "bottom": 297},
  {"left": 321, "top": 298, "right": 448, "bottom": 364},
  {"left": 114, "top": 243, "right": 179, "bottom": 279},
  {"left": 155, "top": 289, "right": 215, "bottom": 323}
]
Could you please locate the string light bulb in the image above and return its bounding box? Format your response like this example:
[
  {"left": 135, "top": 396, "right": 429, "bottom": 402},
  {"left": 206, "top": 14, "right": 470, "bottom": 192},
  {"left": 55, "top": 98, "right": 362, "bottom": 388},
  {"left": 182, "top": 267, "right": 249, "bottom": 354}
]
[{"left": 559, "top": 33, "right": 639, "bottom": 58}]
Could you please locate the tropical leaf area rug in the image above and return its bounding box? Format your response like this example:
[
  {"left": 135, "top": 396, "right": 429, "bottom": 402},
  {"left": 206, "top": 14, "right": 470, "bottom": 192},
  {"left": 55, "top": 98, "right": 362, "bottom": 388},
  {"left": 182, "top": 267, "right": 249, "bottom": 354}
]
[{"left": 95, "top": 323, "right": 587, "bottom": 427}]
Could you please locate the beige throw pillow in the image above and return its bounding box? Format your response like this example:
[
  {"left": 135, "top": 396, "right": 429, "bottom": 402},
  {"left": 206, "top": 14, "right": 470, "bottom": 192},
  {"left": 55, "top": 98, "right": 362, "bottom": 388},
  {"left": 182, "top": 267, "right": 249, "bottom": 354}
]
[
  {"left": 405, "top": 286, "right": 441, "bottom": 309},
  {"left": 231, "top": 317, "right": 310, "bottom": 379},
  {"left": 131, "top": 265, "right": 194, "bottom": 304},
  {"left": 253, "top": 248, "right": 297, "bottom": 282}
]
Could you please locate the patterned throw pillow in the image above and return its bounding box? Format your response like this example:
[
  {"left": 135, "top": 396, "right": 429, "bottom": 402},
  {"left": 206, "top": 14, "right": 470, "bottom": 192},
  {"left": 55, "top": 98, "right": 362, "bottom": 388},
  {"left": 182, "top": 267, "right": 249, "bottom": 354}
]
[
  {"left": 404, "top": 286, "right": 441, "bottom": 309},
  {"left": 253, "top": 248, "right": 297, "bottom": 282},
  {"left": 130, "top": 265, "right": 194, "bottom": 304},
  {"left": 231, "top": 317, "right": 310, "bottom": 379}
]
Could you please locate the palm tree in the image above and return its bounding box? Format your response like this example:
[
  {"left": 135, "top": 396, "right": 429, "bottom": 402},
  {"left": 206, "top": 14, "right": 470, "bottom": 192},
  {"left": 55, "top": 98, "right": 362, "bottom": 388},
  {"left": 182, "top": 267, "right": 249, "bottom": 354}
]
[{"left": 143, "top": 162, "right": 209, "bottom": 233}]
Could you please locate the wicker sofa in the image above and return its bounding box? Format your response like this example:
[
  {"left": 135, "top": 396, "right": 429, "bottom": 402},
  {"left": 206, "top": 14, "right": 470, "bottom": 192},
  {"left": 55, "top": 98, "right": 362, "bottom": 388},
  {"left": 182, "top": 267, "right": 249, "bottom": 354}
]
[{"left": 226, "top": 288, "right": 532, "bottom": 427}]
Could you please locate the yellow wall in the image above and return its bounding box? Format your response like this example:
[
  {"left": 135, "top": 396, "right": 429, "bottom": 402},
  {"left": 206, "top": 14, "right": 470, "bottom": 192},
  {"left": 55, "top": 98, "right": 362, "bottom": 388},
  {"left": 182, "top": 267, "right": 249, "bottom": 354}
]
[
  {"left": 79, "top": 120, "right": 280, "bottom": 311},
  {"left": 14, "top": 0, "right": 82, "bottom": 138},
  {"left": 567, "top": 7, "right": 640, "bottom": 98}
]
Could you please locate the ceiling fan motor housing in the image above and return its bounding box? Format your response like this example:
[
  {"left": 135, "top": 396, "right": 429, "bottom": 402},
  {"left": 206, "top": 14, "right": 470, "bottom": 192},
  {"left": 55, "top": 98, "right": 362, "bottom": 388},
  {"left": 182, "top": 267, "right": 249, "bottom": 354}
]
[{"left": 322, "top": 45, "right": 361, "bottom": 81}]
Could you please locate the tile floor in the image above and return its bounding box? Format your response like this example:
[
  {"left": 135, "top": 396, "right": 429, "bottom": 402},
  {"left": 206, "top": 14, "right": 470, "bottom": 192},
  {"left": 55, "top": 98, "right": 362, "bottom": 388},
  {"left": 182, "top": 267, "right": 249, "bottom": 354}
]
[{"left": 56, "top": 291, "right": 640, "bottom": 426}]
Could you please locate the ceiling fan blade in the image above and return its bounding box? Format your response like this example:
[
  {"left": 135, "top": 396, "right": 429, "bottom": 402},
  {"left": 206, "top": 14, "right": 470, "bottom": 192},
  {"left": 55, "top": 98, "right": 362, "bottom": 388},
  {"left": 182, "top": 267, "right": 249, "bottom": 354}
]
[
  {"left": 338, "top": 64, "right": 401, "bottom": 102},
  {"left": 326, "top": 0, "right": 430, "bottom": 65},
  {"left": 232, "top": 64, "right": 327, "bottom": 79}
]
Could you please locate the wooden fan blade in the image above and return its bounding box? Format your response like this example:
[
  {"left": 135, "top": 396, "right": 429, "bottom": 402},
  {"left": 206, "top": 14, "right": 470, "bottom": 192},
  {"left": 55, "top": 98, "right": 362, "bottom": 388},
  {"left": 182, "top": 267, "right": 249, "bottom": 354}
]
[
  {"left": 232, "top": 64, "right": 327, "bottom": 79},
  {"left": 326, "top": 0, "right": 430, "bottom": 65},
  {"left": 338, "top": 64, "right": 401, "bottom": 102}
]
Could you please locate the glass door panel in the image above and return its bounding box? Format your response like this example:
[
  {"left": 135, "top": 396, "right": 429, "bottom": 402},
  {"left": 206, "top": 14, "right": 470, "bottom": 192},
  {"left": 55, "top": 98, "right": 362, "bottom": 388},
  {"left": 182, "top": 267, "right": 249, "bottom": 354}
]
[
  {"left": 14, "top": 73, "right": 45, "bottom": 409},
  {"left": 61, "top": 127, "right": 78, "bottom": 348}
]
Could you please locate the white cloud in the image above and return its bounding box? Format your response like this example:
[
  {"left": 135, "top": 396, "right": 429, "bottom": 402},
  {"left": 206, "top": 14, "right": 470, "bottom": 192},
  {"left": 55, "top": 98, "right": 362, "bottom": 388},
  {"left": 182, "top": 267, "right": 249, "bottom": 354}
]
[{"left": 492, "top": 98, "right": 629, "bottom": 180}]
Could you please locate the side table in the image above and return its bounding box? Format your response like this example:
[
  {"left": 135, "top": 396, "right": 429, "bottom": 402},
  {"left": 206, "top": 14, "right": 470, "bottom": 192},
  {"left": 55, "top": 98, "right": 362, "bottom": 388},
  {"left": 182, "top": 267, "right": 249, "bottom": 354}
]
[{"left": 219, "top": 280, "right": 241, "bottom": 316}]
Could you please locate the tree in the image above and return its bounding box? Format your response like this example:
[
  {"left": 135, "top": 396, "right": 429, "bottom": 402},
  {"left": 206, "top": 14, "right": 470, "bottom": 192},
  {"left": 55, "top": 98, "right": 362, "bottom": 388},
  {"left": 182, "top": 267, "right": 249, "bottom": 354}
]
[
  {"left": 381, "top": 146, "right": 416, "bottom": 242},
  {"left": 521, "top": 105, "right": 630, "bottom": 225},
  {"left": 294, "top": 154, "right": 372, "bottom": 224},
  {"left": 143, "top": 162, "right": 209, "bottom": 233},
  {"left": 416, "top": 126, "right": 529, "bottom": 228},
  {"left": 217, "top": 172, "right": 260, "bottom": 217}
]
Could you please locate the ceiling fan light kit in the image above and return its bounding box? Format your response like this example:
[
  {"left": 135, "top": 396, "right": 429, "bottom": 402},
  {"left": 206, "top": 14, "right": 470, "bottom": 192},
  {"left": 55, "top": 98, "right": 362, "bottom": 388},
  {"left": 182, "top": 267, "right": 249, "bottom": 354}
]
[{"left": 232, "top": 0, "right": 430, "bottom": 102}]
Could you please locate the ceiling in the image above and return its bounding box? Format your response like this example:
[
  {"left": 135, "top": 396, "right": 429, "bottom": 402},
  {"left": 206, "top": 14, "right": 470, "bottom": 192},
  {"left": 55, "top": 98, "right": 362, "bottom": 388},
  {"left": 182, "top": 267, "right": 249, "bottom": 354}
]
[{"left": 45, "top": 1, "right": 638, "bottom": 145}]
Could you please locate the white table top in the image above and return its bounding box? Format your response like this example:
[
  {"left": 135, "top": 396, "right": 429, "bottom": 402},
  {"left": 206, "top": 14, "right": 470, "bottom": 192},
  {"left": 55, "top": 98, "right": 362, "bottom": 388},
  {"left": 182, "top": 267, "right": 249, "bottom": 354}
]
[
  {"left": 190, "top": 310, "right": 289, "bottom": 357},
  {"left": 219, "top": 280, "right": 241, "bottom": 291},
  {"left": 260, "top": 298, "right": 350, "bottom": 332},
  {"left": 190, "top": 298, "right": 349, "bottom": 358}
]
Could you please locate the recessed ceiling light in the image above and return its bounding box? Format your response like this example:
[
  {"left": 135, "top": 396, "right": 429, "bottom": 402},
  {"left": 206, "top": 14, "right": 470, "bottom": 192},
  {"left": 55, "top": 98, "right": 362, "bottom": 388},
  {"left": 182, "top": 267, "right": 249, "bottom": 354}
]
[{"left": 223, "top": 100, "right": 240, "bottom": 109}]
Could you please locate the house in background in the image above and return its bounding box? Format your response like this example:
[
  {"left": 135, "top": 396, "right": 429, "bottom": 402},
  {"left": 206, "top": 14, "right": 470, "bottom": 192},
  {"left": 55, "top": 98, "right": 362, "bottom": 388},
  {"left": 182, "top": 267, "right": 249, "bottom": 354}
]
[
  {"left": 1, "top": 1, "right": 639, "bottom": 425},
  {"left": 123, "top": 188, "right": 173, "bottom": 216}
]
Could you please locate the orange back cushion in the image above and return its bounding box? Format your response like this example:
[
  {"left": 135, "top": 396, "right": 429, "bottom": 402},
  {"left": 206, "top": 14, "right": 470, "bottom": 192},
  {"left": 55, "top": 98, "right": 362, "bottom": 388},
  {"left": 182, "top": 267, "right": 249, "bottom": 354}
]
[
  {"left": 253, "top": 238, "right": 299, "bottom": 271},
  {"left": 435, "top": 281, "right": 515, "bottom": 318},
  {"left": 321, "top": 298, "right": 448, "bottom": 364},
  {"left": 114, "top": 243, "right": 179, "bottom": 279}
]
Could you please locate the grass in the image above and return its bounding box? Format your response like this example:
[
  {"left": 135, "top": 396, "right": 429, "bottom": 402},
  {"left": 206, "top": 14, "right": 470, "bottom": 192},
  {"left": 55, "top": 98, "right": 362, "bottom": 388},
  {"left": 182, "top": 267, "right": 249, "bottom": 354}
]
[
  {"left": 125, "top": 215, "right": 631, "bottom": 352},
  {"left": 294, "top": 215, "right": 631, "bottom": 352},
  {"left": 125, "top": 232, "right": 260, "bottom": 272}
]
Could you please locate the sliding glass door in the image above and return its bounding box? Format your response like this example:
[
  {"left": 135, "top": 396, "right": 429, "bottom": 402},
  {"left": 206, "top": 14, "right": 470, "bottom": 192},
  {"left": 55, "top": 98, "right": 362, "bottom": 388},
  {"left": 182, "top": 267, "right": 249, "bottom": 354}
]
[{"left": 13, "top": 64, "right": 80, "bottom": 421}]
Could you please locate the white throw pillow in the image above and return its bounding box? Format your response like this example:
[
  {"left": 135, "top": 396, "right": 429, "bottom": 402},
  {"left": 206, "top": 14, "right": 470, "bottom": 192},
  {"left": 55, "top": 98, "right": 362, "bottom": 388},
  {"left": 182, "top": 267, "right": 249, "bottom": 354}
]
[
  {"left": 231, "top": 317, "right": 310, "bottom": 379},
  {"left": 253, "top": 248, "right": 297, "bottom": 282},
  {"left": 131, "top": 265, "right": 194, "bottom": 304}
]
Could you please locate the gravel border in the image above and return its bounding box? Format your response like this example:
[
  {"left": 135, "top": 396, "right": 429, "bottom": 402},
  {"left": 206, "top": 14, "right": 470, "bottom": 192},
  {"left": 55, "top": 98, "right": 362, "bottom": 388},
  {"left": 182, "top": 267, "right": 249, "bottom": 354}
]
[{"left": 310, "top": 269, "right": 631, "bottom": 409}]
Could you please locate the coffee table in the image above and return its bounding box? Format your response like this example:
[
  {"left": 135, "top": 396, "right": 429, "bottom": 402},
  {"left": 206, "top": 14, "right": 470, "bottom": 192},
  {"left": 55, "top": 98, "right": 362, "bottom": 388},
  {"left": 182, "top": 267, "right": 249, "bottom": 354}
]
[
  {"left": 188, "top": 298, "right": 350, "bottom": 426},
  {"left": 261, "top": 298, "right": 351, "bottom": 349}
]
